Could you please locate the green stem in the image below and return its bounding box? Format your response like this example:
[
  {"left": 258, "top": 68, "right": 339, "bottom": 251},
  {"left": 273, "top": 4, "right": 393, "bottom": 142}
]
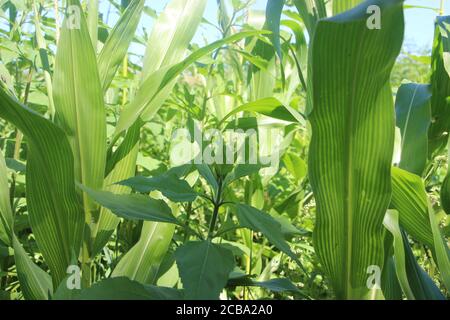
[{"left": 207, "top": 178, "right": 223, "bottom": 239}]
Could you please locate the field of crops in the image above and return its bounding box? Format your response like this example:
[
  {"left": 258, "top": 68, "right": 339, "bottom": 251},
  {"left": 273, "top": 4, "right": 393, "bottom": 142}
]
[{"left": 0, "top": 0, "right": 449, "bottom": 301}]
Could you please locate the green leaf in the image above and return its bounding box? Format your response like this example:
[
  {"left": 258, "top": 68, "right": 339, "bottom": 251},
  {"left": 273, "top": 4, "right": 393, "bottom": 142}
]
[
  {"left": 97, "top": 0, "right": 145, "bottom": 91},
  {"left": 383, "top": 210, "right": 415, "bottom": 299},
  {"left": 332, "top": 0, "right": 362, "bottom": 14},
  {"left": 54, "top": 277, "right": 182, "bottom": 300},
  {"left": 391, "top": 167, "right": 434, "bottom": 247},
  {"left": 224, "top": 164, "right": 262, "bottom": 185},
  {"left": 13, "top": 235, "right": 53, "bottom": 300},
  {"left": 383, "top": 210, "right": 445, "bottom": 300},
  {"left": 53, "top": 0, "right": 106, "bottom": 231},
  {"left": 219, "top": 97, "right": 301, "bottom": 126},
  {"left": 235, "top": 204, "right": 303, "bottom": 268},
  {"left": 429, "top": 15, "right": 450, "bottom": 156},
  {"left": 402, "top": 231, "right": 445, "bottom": 300},
  {"left": 292, "top": 0, "right": 327, "bottom": 35},
  {"left": 283, "top": 152, "right": 307, "bottom": 182},
  {"left": 228, "top": 273, "right": 303, "bottom": 294},
  {"left": 395, "top": 83, "right": 431, "bottom": 175},
  {"left": 119, "top": 174, "right": 197, "bottom": 202},
  {"left": 175, "top": 241, "right": 235, "bottom": 299},
  {"left": 196, "top": 164, "right": 219, "bottom": 196},
  {"left": 440, "top": 173, "right": 450, "bottom": 215},
  {"left": 140, "top": 0, "right": 207, "bottom": 81},
  {"left": 91, "top": 123, "right": 140, "bottom": 256},
  {"left": 0, "top": 149, "right": 13, "bottom": 245},
  {"left": 112, "top": 221, "right": 175, "bottom": 284},
  {"left": 391, "top": 167, "right": 450, "bottom": 292},
  {"left": 114, "top": 30, "right": 267, "bottom": 136},
  {"left": 265, "top": 0, "right": 285, "bottom": 60},
  {"left": 80, "top": 185, "right": 179, "bottom": 224},
  {"left": 0, "top": 88, "right": 83, "bottom": 286},
  {"left": 307, "top": 0, "right": 404, "bottom": 299}
]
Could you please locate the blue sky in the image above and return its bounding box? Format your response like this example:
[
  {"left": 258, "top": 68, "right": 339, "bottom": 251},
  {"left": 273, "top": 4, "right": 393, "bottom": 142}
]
[{"left": 102, "top": 0, "right": 450, "bottom": 54}]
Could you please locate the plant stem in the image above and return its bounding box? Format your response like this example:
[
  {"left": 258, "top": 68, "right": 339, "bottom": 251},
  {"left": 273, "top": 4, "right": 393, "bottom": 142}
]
[
  {"left": 440, "top": 0, "right": 444, "bottom": 15},
  {"left": 207, "top": 178, "right": 223, "bottom": 239}
]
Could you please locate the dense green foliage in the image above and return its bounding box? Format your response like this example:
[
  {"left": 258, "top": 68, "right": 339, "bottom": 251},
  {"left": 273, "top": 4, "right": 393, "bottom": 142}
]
[{"left": 0, "top": 0, "right": 449, "bottom": 300}]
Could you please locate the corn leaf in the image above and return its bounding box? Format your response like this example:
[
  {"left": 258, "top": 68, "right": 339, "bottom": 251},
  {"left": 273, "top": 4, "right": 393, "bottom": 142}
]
[
  {"left": 53, "top": 0, "right": 106, "bottom": 230},
  {"left": 12, "top": 235, "right": 53, "bottom": 300},
  {"left": 97, "top": 0, "right": 144, "bottom": 91},
  {"left": 115, "top": 30, "right": 267, "bottom": 136},
  {"left": 140, "top": 0, "right": 207, "bottom": 81},
  {"left": 112, "top": 222, "right": 175, "bottom": 284},
  {"left": 0, "top": 88, "right": 83, "bottom": 286},
  {"left": 383, "top": 210, "right": 415, "bottom": 299},
  {"left": 307, "top": 0, "right": 404, "bottom": 298},
  {"left": 391, "top": 167, "right": 433, "bottom": 247},
  {"left": 395, "top": 83, "right": 431, "bottom": 175},
  {"left": 332, "top": 0, "right": 363, "bottom": 14},
  {"left": 391, "top": 167, "right": 450, "bottom": 291},
  {"left": 429, "top": 15, "right": 450, "bottom": 156},
  {"left": 292, "top": 0, "right": 327, "bottom": 35},
  {"left": 0, "top": 149, "right": 13, "bottom": 245},
  {"left": 383, "top": 211, "right": 445, "bottom": 300}
]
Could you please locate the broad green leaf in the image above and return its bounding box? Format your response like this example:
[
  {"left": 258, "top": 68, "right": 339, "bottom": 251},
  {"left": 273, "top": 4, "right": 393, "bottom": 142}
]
[
  {"left": 395, "top": 83, "right": 431, "bottom": 175},
  {"left": 53, "top": 0, "right": 106, "bottom": 236},
  {"left": 402, "top": 230, "right": 446, "bottom": 300},
  {"left": 54, "top": 277, "right": 182, "bottom": 300},
  {"left": 391, "top": 167, "right": 433, "bottom": 247},
  {"left": 112, "top": 221, "right": 175, "bottom": 284},
  {"left": 332, "top": 0, "right": 362, "bottom": 14},
  {"left": 0, "top": 88, "right": 83, "bottom": 286},
  {"left": 13, "top": 235, "right": 53, "bottom": 300},
  {"left": 97, "top": 0, "right": 144, "bottom": 91},
  {"left": 391, "top": 167, "right": 450, "bottom": 291},
  {"left": 175, "top": 241, "right": 235, "bottom": 299},
  {"left": 307, "top": 0, "right": 404, "bottom": 299},
  {"left": 235, "top": 204, "right": 303, "bottom": 268},
  {"left": 429, "top": 16, "right": 450, "bottom": 156},
  {"left": 119, "top": 174, "right": 197, "bottom": 202},
  {"left": 383, "top": 211, "right": 445, "bottom": 300},
  {"left": 0, "top": 149, "right": 13, "bottom": 245},
  {"left": 219, "top": 97, "right": 302, "bottom": 125},
  {"left": 80, "top": 186, "right": 178, "bottom": 224}
]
